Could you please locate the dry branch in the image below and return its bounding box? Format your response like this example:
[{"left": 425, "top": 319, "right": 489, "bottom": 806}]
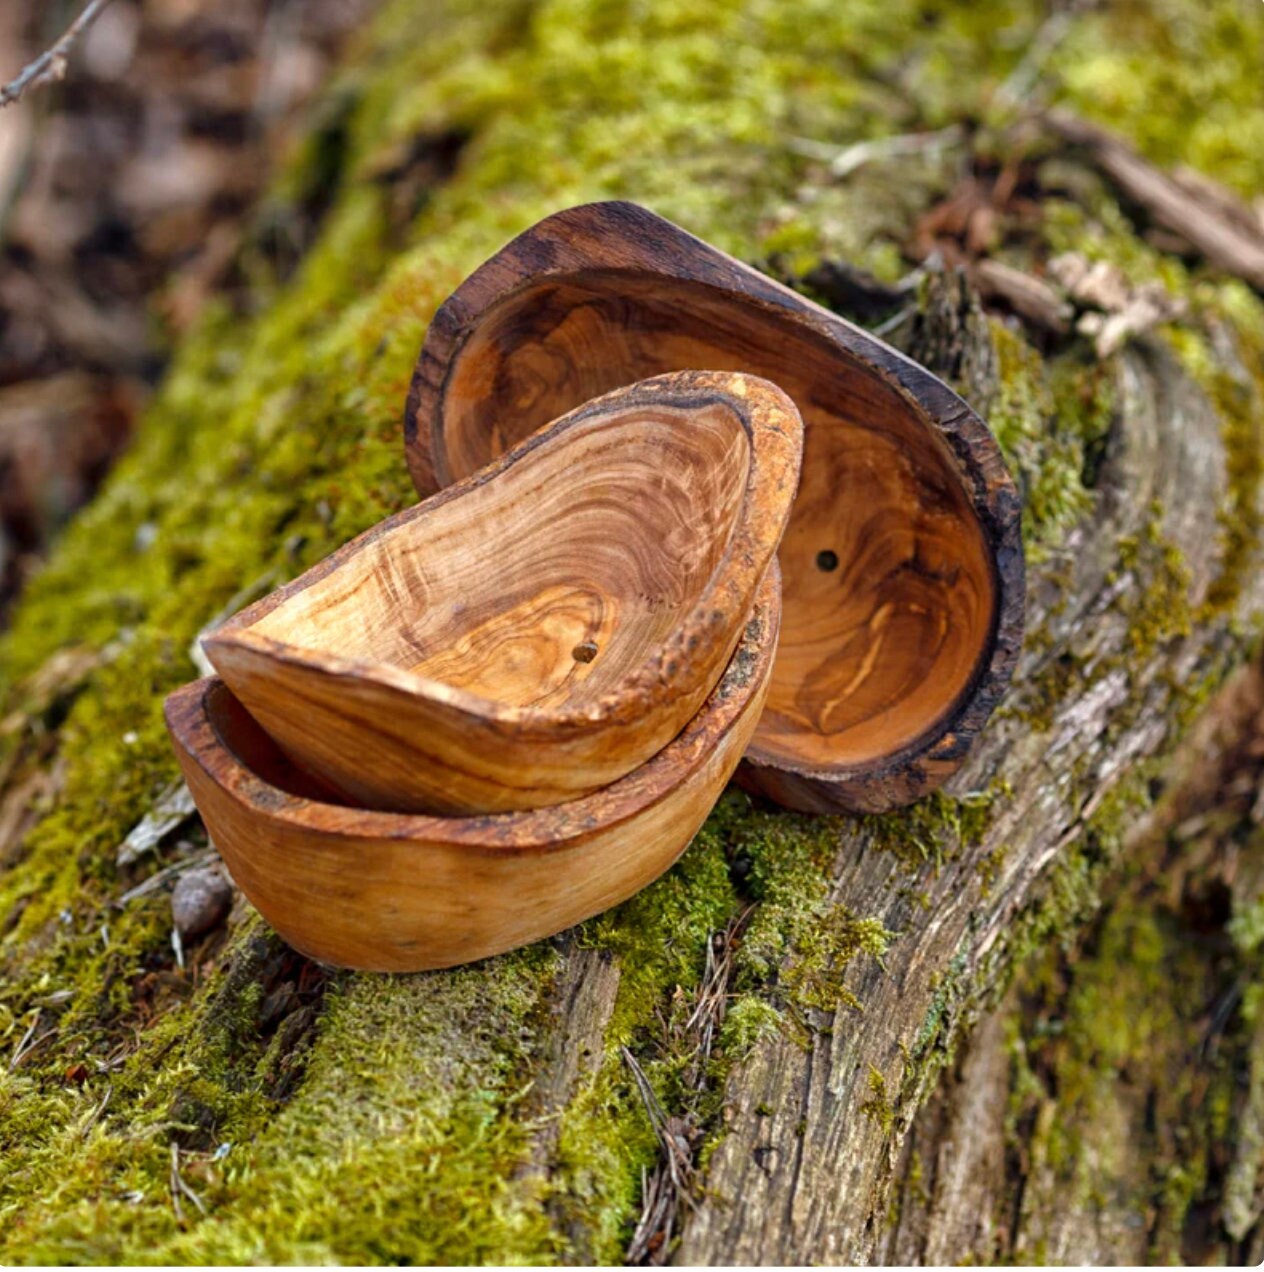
[
  {"left": 971, "top": 258, "right": 1072, "bottom": 334},
  {"left": 1046, "top": 108, "right": 1264, "bottom": 290},
  {"left": 0, "top": 0, "right": 115, "bottom": 109}
]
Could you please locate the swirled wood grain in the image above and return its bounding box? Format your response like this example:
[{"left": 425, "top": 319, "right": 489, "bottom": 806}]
[
  {"left": 404, "top": 201, "right": 1024, "bottom": 812},
  {"left": 166, "top": 572, "right": 778, "bottom": 972},
  {"left": 204, "top": 371, "right": 801, "bottom": 815}
]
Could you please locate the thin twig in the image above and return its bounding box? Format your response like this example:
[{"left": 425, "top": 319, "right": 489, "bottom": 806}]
[
  {"left": 9, "top": 1011, "right": 56, "bottom": 1070},
  {"left": 169, "top": 1142, "right": 207, "bottom": 1222},
  {"left": 1046, "top": 108, "right": 1264, "bottom": 291},
  {"left": 789, "top": 124, "right": 966, "bottom": 180},
  {"left": 625, "top": 907, "right": 755, "bottom": 1264},
  {"left": 992, "top": 9, "right": 1073, "bottom": 111},
  {"left": 116, "top": 847, "right": 217, "bottom": 906},
  {"left": 621, "top": 1046, "right": 692, "bottom": 1195},
  {"left": 8, "top": 1014, "right": 40, "bottom": 1070},
  {"left": 624, "top": 1045, "right": 696, "bottom": 1264},
  {"left": 621, "top": 1046, "right": 670, "bottom": 1140},
  {"left": 79, "top": 1083, "right": 113, "bottom": 1139},
  {"left": 189, "top": 568, "right": 280, "bottom": 677},
  {"left": 0, "top": 0, "right": 116, "bottom": 109}
]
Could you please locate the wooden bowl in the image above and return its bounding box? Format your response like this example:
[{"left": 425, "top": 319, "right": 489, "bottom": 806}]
[
  {"left": 404, "top": 201, "right": 1024, "bottom": 813},
  {"left": 203, "top": 371, "right": 801, "bottom": 815},
  {"left": 165, "top": 571, "right": 779, "bottom": 972}
]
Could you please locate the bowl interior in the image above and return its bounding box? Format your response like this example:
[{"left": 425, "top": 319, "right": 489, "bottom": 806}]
[
  {"left": 247, "top": 396, "right": 752, "bottom": 712},
  {"left": 435, "top": 272, "right": 997, "bottom": 766},
  {"left": 204, "top": 680, "right": 353, "bottom": 803}
]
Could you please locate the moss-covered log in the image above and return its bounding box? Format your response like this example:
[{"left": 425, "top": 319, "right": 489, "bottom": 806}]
[
  {"left": 882, "top": 661, "right": 1264, "bottom": 1265},
  {"left": 1, "top": 0, "right": 1262, "bottom": 1263}
]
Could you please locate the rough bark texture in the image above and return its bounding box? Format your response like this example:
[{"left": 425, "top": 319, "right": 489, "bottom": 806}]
[
  {"left": 1, "top": 0, "right": 1262, "bottom": 1263},
  {"left": 880, "top": 661, "right": 1264, "bottom": 1266}
]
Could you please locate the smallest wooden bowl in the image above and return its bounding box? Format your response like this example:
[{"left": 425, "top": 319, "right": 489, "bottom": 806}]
[
  {"left": 166, "top": 571, "right": 780, "bottom": 972},
  {"left": 203, "top": 371, "right": 801, "bottom": 815}
]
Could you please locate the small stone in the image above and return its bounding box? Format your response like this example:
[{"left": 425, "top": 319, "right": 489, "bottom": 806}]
[{"left": 171, "top": 866, "right": 233, "bottom": 941}]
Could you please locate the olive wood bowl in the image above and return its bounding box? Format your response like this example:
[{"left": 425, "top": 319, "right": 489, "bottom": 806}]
[
  {"left": 203, "top": 370, "right": 801, "bottom": 815},
  {"left": 165, "top": 570, "right": 779, "bottom": 972},
  {"left": 404, "top": 201, "right": 1025, "bottom": 813}
]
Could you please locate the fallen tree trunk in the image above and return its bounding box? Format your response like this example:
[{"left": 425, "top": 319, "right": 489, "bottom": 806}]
[{"left": 0, "top": 0, "right": 1262, "bottom": 1263}]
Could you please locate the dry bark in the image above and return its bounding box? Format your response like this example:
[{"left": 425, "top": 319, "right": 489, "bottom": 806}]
[{"left": 670, "top": 330, "right": 1261, "bottom": 1262}]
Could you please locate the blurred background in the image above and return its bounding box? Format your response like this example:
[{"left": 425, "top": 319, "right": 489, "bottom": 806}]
[{"left": 0, "top": 0, "right": 375, "bottom": 612}]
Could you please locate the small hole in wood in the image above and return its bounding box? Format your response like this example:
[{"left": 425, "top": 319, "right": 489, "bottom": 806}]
[
  {"left": 572, "top": 640, "right": 599, "bottom": 664},
  {"left": 816, "top": 549, "right": 839, "bottom": 573}
]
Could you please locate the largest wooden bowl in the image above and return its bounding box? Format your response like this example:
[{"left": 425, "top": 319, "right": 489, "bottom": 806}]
[
  {"left": 204, "top": 371, "right": 800, "bottom": 816},
  {"left": 404, "top": 201, "right": 1024, "bottom": 813},
  {"left": 165, "top": 570, "right": 779, "bottom": 972}
]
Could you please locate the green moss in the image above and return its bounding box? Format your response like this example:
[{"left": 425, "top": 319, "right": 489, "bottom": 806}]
[
  {"left": 1042, "top": 196, "right": 1196, "bottom": 300},
  {"left": 549, "top": 792, "right": 890, "bottom": 1259},
  {"left": 1228, "top": 890, "right": 1264, "bottom": 957},
  {"left": 1024, "top": 510, "right": 1198, "bottom": 738},
  {"left": 899, "top": 947, "right": 972, "bottom": 1107},
  {"left": 1115, "top": 518, "right": 1195, "bottom": 663},
  {"left": 864, "top": 789, "right": 999, "bottom": 874},
  {"left": 859, "top": 1065, "right": 896, "bottom": 1136},
  {"left": 726, "top": 800, "right": 844, "bottom": 978},
  {"left": 1048, "top": 0, "right": 1264, "bottom": 199},
  {"left": 893, "top": 765, "right": 1168, "bottom": 1127},
  {"left": 1166, "top": 311, "right": 1264, "bottom": 620},
  {"left": 718, "top": 996, "right": 784, "bottom": 1060},
  {"left": 1008, "top": 771, "right": 1154, "bottom": 975},
  {"left": 2, "top": 940, "right": 563, "bottom": 1264},
  {"left": 977, "top": 843, "right": 1010, "bottom": 899},
  {"left": 580, "top": 825, "right": 738, "bottom": 1047},
  {"left": 990, "top": 323, "right": 1096, "bottom": 559},
  {"left": 781, "top": 906, "right": 892, "bottom": 1016},
  {"left": 1005, "top": 854, "right": 1253, "bottom": 1261}
]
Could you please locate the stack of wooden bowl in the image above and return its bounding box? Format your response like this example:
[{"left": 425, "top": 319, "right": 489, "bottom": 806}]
[{"left": 166, "top": 202, "right": 1024, "bottom": 973}]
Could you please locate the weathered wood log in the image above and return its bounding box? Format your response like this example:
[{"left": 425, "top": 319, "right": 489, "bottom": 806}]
[
  {"left": 880, "top": 660, "right": 1264, "bottom": 1265},
  {"left": 202, "top": 371, "right": 801, "bottom": 815},
  {"left": 168, "top": 570, "right": 778, "bottom": 972},
  {"left": 404, "top": 201, "right": 1025, "bottom": 816}
]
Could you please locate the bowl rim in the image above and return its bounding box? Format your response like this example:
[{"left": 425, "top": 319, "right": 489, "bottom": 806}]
[
  {"left": 203, "top": 370, "right": 800, "bottom": 737},
  {"left": 169, "top": 565, "right": 781, "bottom": 857}
]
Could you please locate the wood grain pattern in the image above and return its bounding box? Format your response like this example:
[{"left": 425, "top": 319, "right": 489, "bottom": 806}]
[
  {"left": 165, "top": 570, "right": 779, "bottom": 972},
  {"left": 404, "top": 201, "right": 1024, "bottom": 813},
  {"left": 204, "top": 371, "right": 800, "bottom": 815}
]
